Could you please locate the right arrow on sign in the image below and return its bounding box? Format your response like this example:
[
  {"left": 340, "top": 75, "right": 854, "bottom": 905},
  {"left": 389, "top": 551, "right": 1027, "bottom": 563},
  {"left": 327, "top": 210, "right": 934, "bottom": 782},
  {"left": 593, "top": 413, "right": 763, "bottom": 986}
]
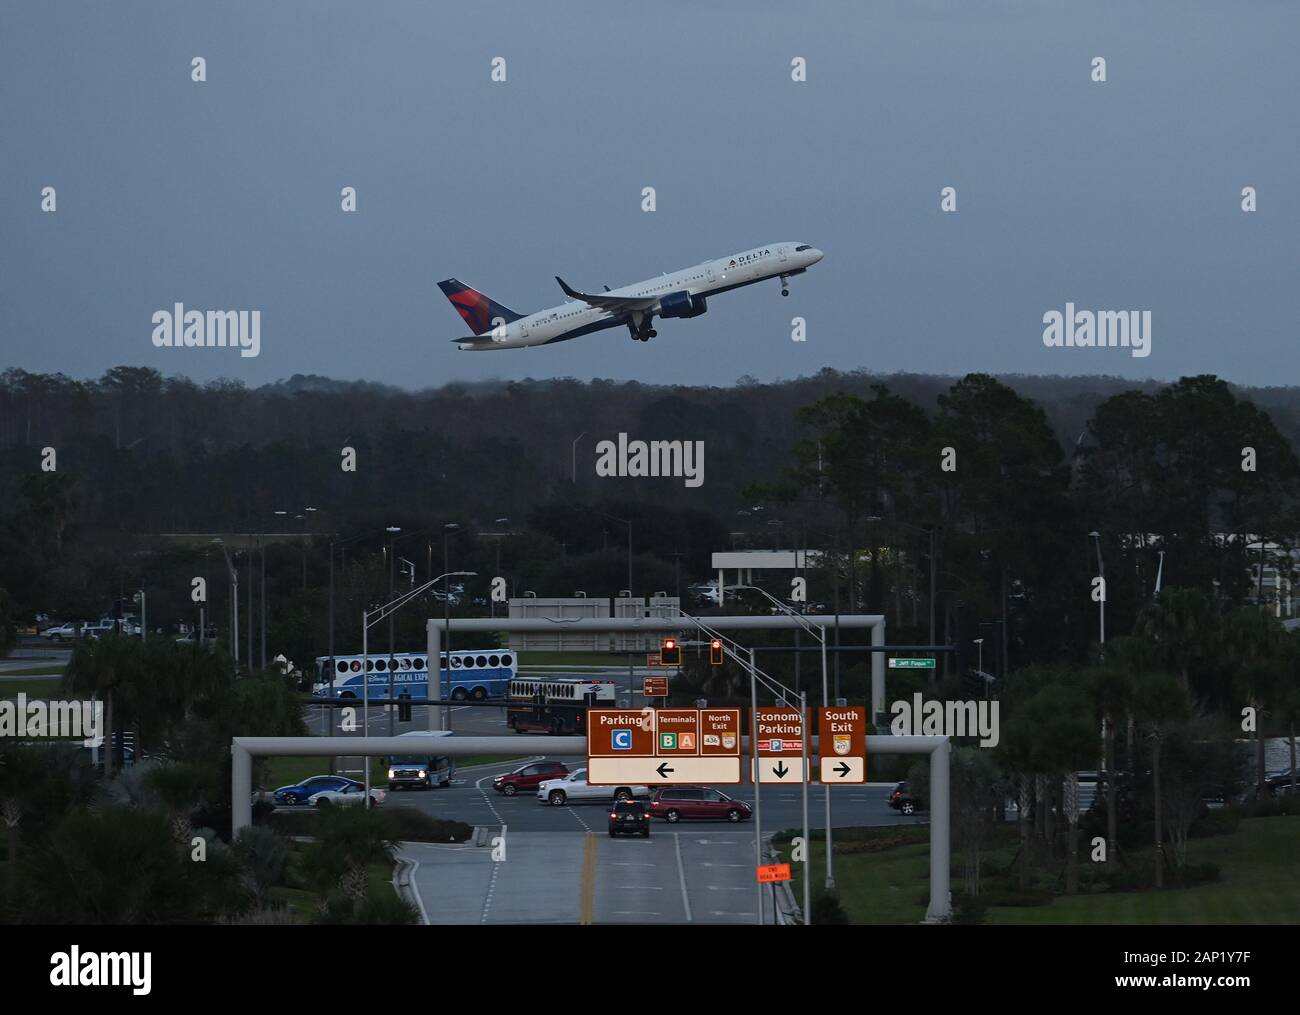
[{"left": 834, "top": 761, "right": 851, "bottom": 778}]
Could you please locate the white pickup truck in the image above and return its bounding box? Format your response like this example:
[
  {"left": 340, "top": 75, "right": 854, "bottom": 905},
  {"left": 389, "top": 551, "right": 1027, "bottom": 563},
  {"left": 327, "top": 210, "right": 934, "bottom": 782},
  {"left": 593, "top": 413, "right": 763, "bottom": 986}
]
[{"left": 536, "top": 768, "right": 650, "bottom": 806}]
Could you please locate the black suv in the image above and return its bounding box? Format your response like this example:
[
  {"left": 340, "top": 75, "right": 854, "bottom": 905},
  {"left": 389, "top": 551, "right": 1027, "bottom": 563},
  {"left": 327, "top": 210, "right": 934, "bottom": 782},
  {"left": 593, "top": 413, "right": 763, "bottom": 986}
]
[
  {"left": 609, "top": 800, "right": 650, "bottom": 838},
  {"left": 887, "top": 781, "right": 921, "bottom": 816}
]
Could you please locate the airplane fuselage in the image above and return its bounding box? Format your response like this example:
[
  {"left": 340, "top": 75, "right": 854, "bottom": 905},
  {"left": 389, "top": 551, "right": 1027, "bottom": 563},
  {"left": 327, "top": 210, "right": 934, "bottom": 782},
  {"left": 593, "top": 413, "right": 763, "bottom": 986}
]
[{"left": 454, "top": 241, "right": 823, "bottom": 350}]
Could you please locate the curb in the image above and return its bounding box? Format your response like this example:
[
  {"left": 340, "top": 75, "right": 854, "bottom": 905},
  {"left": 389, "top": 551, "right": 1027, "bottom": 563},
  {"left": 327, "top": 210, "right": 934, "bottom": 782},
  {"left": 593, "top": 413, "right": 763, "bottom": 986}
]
[{"left": 762, "top": 834, "right": 802, "bottom": 926}]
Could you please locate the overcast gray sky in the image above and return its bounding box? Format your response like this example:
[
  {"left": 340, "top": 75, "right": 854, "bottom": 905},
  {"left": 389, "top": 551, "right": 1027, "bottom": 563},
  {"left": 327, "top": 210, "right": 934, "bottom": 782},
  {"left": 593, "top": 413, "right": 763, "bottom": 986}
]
[{"left": 2, "top": 0, "right": 1297, "bottom": 389}]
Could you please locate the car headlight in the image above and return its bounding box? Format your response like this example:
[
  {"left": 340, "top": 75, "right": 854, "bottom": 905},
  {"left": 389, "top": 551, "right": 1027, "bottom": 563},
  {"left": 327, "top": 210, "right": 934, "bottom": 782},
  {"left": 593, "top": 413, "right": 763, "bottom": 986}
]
[
  {"left": 388, "top": 769, "right": 395, "bottom": 779},
  {"left": 418, "top": 770, "right": 427, "bottom": 778}
]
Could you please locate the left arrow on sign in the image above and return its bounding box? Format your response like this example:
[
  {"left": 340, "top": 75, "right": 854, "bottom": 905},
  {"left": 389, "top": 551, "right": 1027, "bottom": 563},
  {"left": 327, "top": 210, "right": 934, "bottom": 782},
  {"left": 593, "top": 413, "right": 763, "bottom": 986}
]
[{"left": 656, "top": 762, "right": 674, "bottom": 778}]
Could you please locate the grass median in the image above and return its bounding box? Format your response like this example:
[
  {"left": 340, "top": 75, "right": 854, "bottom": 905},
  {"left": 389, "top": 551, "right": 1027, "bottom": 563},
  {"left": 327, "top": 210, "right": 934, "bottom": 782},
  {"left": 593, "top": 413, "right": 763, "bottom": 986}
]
[{"left": 777, "top": 816, "right": 1300, "bottom": 925}]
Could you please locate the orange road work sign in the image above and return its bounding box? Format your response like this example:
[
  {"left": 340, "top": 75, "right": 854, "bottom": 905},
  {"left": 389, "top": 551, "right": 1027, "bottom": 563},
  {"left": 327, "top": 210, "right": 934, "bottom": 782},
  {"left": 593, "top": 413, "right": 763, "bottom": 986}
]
[{"left": 756, "top": 863, "right": 792, "bottom": 883}]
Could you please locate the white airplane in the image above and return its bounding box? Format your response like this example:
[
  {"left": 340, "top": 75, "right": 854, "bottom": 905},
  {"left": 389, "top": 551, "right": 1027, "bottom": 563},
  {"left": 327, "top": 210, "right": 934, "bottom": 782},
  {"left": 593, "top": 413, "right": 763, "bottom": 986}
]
[{"left": 438, "top": 241, "right": 823, "bottom": 350}]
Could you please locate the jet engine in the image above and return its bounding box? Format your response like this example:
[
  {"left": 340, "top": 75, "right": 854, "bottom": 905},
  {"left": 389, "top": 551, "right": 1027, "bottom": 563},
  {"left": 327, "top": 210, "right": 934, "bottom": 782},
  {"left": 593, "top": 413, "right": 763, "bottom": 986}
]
[{"left": 657, "top": 290, "right": 708, "bottom": 319}]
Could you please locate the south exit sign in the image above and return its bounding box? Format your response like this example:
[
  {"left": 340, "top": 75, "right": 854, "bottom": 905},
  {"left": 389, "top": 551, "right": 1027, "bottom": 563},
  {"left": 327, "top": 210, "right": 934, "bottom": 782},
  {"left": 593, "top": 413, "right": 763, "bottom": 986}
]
[{"left": 888, "top": 658, "right": 935, "bottom": 669}]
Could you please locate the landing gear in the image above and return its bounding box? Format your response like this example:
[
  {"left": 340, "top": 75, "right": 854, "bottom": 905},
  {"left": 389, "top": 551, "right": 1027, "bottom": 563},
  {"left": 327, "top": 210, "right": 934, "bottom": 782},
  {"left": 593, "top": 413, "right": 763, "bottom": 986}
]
[
  {"left": 626, "top": 317, "right": 657, "bottom": 341},
  {"left": 779, "top": 273, "right": 790, "bottom": 296}
]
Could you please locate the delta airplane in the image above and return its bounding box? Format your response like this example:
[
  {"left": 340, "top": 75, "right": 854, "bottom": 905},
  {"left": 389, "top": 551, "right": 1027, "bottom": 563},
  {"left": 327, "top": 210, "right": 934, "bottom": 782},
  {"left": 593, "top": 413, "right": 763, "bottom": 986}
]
[{"left": 438, "top": 242, "right": 823, "bottom": 350}]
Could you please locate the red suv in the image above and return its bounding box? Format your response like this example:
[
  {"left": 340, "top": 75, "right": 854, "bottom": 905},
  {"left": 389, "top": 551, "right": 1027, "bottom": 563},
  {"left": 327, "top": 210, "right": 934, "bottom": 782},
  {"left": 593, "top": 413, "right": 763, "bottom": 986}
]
[
  {"left": 650, "top": 786, "right": 752, "bottom": 823},
  {"left": 493, "top": 761, "right": 569, "bottom": 796}
]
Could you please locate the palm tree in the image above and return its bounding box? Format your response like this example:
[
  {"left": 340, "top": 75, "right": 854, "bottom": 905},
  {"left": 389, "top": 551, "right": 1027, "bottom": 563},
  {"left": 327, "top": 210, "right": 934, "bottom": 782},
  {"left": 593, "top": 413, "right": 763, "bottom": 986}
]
[
  {"left": 1131, "top": 670, "right": 1190, "bottom": 889},
  {"left": 305, "top": 806, "right": 397, "bottom": 918},
  {"left": 1136, "top": 587, "right": 1217, "bottom": 695},
  {"left": 146, "top": 762, "right": 212, "bottom": 856},
  {"left": 1089, "top": 637, "right": 1146, "bottom": 858},
  {"left": 1035, "top": 685, "right": 1101, "bottom": 894},
  {"left": 63, "top": 633, "right": 143, "bottom": 778},
  {"left": 1223, "top": 608, "right": 1289, "bottom": 799}
]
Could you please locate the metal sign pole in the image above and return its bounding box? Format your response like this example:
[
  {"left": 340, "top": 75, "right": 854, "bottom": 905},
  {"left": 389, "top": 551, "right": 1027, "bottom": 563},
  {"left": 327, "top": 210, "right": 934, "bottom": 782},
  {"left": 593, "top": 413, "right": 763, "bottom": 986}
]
[
  {"left": 822, "top": 632, "right": 834, "bottom": 889},
  {"left": 750, "top": 649, "right": 762, "bottom": 926},
  {"left": 800, "top": 689, "right": 811, "bottom": 925}
]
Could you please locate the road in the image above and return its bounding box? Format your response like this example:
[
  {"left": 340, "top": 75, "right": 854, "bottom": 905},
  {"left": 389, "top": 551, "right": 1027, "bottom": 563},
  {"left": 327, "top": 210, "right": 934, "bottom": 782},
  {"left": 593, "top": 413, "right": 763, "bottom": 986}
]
[
  {"left": 400, "top": 828, "right": 761, "bottom": 924},
  {"left": 300, "top": 685, "right": 920, "bottom": 924}
]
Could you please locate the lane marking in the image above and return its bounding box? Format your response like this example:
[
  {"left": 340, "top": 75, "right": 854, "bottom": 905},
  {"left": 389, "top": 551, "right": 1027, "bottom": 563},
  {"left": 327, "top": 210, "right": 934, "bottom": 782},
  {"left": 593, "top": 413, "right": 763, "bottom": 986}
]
[
  {"left": 579, "top": 832, "right": 597, "bottom": 925},
  {"left": 474, "top": 774, "right": 505, "bottom": 824},
  {"left": 564, "top": 804, "right": 592, "bottom": 833},
  {"left": 674, "top": 832, "right": 693, "bottom": 923},
  {"left": 480, "top": 849, "right": 501, "bottom": 924}
]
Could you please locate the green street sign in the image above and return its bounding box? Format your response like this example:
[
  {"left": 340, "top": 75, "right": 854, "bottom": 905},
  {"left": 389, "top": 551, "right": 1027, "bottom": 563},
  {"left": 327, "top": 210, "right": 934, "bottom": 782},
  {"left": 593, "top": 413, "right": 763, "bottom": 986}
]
[{"left": 888, "top": 658, "right": 936, "bottom": 669}]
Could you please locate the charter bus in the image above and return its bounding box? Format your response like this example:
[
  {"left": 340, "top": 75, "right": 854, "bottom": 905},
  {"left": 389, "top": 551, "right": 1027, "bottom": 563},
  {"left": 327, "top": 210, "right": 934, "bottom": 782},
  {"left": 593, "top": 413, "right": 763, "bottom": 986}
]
[
  {"left": 506, "top": 677, "right": 617, "bottom": 735},
  {"left": 312, "top": 650, "right": 516, "bottom": 702}
]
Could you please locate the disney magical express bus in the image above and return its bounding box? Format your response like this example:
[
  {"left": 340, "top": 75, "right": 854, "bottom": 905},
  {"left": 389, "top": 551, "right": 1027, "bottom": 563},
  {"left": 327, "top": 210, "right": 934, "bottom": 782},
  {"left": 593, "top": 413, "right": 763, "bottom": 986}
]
[{"left": 312, "top": 650, "right": 516, "bottom": 702}]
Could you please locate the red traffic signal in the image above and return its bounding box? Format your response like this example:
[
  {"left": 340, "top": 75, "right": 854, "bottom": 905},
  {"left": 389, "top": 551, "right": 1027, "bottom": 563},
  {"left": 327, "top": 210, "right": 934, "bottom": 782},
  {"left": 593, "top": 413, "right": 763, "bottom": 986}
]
[
  {"left": 709, "top": 639, "right": 724, "bottom": 665},
  {"left": 661, "top": 637, "right": 682, "bottom": 666}
]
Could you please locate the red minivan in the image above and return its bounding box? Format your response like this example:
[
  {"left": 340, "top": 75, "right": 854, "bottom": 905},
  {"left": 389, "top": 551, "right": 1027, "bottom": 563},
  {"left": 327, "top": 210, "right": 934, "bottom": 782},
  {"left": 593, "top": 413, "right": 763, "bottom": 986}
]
[
  {"left": 649, "top": 786, "right": 752, "bottom": 823},
  {"left": 493, "top": 761, "right": 569, "bottom": 796}
]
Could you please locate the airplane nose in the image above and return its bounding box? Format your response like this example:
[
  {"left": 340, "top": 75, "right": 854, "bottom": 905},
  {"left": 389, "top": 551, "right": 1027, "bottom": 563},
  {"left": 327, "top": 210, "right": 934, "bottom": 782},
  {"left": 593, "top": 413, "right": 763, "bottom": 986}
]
[{"left": 810, "top": 248, "right": 824, "bottom": 264}]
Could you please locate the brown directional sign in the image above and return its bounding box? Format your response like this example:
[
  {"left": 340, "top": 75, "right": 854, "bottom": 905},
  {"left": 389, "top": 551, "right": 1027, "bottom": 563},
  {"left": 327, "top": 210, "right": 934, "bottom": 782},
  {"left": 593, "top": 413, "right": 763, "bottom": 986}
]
[
  {"left": 643, "top": 676, "right": 669, "bottom": 697},
  {"left": 752, "top": 706, "right": 806, "bottom": 784},
  {"left": 817, "top": 705, "right": 867, "bottom": 783},
  {"left": 588, "top": 707, "right": 742, "bottom": 786},
  {"left": 700, "top": 708, "right": 741, "bottom": 756},
  {"left": 655, "top": 708, "right": 700, "bottom": 754},
  {"left": 587, "top": 709, "right": 655, "bottom": 757}
]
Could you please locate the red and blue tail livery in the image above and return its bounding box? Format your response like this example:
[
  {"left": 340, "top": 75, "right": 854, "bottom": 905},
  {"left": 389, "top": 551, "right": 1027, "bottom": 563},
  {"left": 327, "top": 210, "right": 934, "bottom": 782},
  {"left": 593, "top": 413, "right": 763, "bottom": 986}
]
[{"left": 437, "top": 278, "right": 524, "bottom": 336}]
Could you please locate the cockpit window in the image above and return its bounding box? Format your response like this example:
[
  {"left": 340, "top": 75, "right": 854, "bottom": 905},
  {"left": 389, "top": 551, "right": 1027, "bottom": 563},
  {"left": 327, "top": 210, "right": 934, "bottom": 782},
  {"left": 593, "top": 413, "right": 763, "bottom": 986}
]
[{"left": 795, "top": 244, "right": 813, "bottom": 251}]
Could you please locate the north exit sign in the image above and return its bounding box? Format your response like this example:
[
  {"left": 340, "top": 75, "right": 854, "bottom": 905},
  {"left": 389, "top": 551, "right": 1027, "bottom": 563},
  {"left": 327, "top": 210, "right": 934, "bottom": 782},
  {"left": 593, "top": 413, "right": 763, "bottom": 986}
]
[{"left": 888, "top": 658, "right": 936, "bottom": 669}]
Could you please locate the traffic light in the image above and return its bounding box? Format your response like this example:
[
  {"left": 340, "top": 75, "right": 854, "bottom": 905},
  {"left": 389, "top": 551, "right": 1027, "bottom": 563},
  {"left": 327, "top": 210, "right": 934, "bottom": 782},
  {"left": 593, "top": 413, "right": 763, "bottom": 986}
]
[
  {"left": 660, "top": 637, "right": 681, "bottom": 666},
  {"left": 709, "top": 639, "right": 724, "bottom": 666}
]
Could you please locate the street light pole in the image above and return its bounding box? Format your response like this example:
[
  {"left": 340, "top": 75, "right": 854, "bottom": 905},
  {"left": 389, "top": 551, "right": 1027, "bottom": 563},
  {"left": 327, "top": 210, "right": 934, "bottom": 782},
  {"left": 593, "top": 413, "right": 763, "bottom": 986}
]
[
  {"left": 1090, "top": 531, "right": 1105, "bottom": 660},
  {"left": 736, "top": 582, "right": 835, "bottom": 891},
  {"left": 572, "top": 433, "right": 586, "bottom": 483},
  {"left": 362, "top": 569, "right": 477, "bottom": 805},
  {"left": 443, "top": 523, "right": 459, "bottom": 731}
]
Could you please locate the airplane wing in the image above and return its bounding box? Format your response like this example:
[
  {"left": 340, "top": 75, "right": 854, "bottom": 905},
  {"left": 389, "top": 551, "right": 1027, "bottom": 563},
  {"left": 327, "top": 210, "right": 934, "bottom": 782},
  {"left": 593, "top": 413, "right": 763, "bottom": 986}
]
[{"left": 555, "top": 276, "right": 656, "bottom": 312}]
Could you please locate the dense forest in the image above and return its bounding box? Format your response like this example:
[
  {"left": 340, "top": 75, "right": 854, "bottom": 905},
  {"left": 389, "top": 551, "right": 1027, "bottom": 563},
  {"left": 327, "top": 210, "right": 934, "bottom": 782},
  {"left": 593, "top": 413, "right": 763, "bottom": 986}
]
[{"left": 1, "top": 366, "right": 1298, "bottom": 678}]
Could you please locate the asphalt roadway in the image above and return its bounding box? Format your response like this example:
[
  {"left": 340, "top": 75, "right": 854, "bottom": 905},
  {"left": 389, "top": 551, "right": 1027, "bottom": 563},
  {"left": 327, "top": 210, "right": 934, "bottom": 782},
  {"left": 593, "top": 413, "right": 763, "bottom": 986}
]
[{"left": 298, "top": 697, "right": 920, "bottom": 925}]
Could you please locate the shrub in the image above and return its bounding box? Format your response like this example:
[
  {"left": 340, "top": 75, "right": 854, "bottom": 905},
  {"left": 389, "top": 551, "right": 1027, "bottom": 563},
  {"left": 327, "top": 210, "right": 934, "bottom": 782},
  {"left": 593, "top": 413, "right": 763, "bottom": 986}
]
[
  {"left": 978, "top": 888, "right": 1051, "bottom": 907},
  {"left": 810, "top": 891, "right": 850, "bottom": 925},
  {"left": 951, "top": 892, "right": 988, "bottom": 924},
  {"left": 1168, "top": 861, "right": 1220, "bottom": 888},
  {"left": 382, "top": 808, "right": 473, "bottom": 843},
  {"left": 1190, "top": 808, "right": 1240, "bottom": 838}
]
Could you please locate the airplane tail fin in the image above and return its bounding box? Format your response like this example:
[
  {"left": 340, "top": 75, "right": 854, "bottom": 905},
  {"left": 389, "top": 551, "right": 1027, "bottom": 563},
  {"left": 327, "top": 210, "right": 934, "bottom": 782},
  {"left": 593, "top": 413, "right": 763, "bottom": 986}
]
[{"left": 437, "top": 279, "right": 523, "bottom": 335}]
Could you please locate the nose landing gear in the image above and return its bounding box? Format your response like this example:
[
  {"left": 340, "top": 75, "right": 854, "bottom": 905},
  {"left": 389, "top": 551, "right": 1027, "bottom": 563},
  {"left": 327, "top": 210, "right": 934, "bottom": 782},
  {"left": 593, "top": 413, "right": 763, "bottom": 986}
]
[{"left": 779, "top": 274, "right": 790, "bottom": 297}]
